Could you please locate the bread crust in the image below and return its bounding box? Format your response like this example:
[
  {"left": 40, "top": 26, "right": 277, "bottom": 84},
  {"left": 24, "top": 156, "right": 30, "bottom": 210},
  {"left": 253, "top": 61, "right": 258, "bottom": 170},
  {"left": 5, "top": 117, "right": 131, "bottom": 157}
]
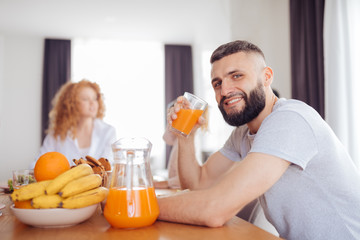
[{"left": 99, "top": 158, "right": 111, "bottom": 171}]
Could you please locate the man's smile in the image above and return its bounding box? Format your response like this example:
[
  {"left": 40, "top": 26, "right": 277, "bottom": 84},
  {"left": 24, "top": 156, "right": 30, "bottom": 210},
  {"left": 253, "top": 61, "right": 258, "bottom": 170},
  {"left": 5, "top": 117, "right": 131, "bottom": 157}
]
[
  {"left": 221, "top": 92, "right": 246, "bottom": 110},
  {"left": 224, "top": 97, "right": 243, "bottom": 106}
]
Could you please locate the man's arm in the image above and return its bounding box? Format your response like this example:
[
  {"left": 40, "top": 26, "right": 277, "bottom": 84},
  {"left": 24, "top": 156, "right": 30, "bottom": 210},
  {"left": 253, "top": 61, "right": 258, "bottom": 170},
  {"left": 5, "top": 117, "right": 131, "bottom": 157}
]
[
  {"left": 157, "top": 152, "right": 290, "bottom": 227},
  {"left": 168, "top": 96, "right": 236, "bottom": 190},
  {"left": 177, "top": 134, "right": 236, "bottom": 190}
]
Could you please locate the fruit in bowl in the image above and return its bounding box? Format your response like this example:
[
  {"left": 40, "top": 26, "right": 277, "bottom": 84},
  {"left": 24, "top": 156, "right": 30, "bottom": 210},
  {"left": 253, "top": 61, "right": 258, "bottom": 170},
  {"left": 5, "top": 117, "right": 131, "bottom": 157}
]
[
  {"left": 10, "top": 152, "right": 109, "bottom": 227},
  {"left": 10, "top": 164, "right": 109, "bottom": 227},
  {"left": 11, "top": 164, "right": 108, "bottom": 209}
]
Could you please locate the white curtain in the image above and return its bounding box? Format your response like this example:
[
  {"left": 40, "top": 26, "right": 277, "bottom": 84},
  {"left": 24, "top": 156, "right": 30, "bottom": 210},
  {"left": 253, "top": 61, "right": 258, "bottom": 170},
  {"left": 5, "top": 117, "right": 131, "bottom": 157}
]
[{"left": 324, "top": 0, "right": 360, "bottom": 168}]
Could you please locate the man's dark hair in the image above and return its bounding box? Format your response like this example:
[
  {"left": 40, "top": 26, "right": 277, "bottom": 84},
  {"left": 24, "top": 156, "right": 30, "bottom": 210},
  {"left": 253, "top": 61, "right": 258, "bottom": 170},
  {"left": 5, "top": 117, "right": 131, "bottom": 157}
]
[{"left": 210, "top": 40, "right": 265, "bottom": 63}]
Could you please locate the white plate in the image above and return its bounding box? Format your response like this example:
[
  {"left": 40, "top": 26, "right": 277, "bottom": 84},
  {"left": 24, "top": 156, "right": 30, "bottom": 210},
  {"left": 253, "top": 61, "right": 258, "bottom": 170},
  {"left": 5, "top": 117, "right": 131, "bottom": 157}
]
[{"left": 10, "top": 204, "right": 98, "bottom": 228}]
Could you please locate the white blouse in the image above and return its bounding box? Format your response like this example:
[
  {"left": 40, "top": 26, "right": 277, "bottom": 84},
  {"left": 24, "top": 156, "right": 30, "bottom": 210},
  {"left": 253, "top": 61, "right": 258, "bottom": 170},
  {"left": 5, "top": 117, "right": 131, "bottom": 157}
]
[{"left": 30, "top": 119, "right": 117, "bottom": 168}]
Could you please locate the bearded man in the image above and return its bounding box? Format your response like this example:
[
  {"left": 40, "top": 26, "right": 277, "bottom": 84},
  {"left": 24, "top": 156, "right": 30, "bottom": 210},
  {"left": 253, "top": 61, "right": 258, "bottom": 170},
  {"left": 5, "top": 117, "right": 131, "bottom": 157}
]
[{"left": 157, "top": 40, "right": 360, "bottom": 240}]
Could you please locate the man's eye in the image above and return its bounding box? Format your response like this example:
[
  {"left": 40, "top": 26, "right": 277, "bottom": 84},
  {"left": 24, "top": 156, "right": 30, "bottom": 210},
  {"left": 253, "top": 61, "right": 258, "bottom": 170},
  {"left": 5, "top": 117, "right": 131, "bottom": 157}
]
[
  {"left": 213, "top": 81, "right": 221, "bottom": 88},
  {"left": 233, "top": 74, "right": 242, "bottom": 79}
]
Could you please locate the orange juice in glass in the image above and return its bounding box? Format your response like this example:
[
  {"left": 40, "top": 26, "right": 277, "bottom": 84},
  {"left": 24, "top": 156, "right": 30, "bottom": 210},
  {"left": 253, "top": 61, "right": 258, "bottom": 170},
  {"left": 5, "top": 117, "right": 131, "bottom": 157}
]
[{"left": 171, "top": 92, "right": 207, "bottom": 137}]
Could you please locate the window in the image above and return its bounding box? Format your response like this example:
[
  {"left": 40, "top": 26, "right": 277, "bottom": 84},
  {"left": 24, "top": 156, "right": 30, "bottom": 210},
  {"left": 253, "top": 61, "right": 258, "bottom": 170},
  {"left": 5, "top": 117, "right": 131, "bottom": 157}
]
[
  {"left": 324, "top": 0, "right": 360, "bottom": 168},
  {"left": 72, "top": 39, "right": 165, "bottom": 170}
]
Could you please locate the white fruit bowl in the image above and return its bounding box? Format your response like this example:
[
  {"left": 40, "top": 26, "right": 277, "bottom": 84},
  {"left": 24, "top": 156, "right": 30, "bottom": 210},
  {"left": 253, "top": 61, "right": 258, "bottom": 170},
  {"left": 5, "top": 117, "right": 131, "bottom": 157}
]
[{"left": 10, "top": 203, "right": 98, "bottom": 228}]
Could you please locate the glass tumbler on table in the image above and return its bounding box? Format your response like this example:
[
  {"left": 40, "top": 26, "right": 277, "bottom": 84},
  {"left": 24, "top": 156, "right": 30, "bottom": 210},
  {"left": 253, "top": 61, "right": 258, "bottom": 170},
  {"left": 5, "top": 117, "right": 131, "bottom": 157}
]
[
  {"left": 12, "top": 169, "right": 36, "bottom": 209},
  {"left": 12, "top": 169, "right": 35, "bottom": 189}
]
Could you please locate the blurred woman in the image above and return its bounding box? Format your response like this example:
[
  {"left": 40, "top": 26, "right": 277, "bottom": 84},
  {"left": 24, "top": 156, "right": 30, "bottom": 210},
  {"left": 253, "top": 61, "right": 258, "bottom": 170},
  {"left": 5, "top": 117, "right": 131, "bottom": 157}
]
[{"left": 31, "top": 79, "right": 116, "bottom": 167}]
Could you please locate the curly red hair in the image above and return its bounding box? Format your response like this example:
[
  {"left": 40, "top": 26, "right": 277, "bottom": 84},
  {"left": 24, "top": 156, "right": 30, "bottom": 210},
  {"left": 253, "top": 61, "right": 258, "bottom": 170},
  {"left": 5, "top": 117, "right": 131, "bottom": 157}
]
[{"left": 47, "top": 79, "right": 105, "bottom": 141}]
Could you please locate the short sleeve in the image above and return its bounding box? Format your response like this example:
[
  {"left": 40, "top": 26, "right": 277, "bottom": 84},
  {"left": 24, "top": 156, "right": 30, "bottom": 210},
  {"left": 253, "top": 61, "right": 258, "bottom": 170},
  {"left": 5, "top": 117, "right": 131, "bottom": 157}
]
[
  {"left": 219, "top": 126, "right": 249, "bottom": 162},
  {"left": 220, "top": 135, "right": 241, "bottom": 161},
  {"left": 250, "top": 111, "right": 318, "bottom": 169}
]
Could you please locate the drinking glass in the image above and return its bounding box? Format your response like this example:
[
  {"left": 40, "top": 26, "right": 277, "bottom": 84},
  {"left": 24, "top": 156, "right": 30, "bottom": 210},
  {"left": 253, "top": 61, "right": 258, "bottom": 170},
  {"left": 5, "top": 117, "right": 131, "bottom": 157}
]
[
  {"left": 171, "top": 92, "right": 208, "bottom": 137},
  {"left": 12, "top": 169, "right": 36, "bottom": 189}
]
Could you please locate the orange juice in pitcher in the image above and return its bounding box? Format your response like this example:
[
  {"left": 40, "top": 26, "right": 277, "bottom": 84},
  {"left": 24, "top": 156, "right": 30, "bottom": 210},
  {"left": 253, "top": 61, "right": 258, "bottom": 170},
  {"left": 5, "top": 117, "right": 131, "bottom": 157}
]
[
  {"left": 104, "top": 137, "right": 159, "bottom": 228},
  {"left": 104, "top": 187, "right": 159, "bottom": 228}
]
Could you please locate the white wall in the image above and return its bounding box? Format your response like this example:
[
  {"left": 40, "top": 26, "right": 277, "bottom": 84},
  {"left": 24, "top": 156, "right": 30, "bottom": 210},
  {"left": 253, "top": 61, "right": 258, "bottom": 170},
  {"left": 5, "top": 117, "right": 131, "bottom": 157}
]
[
  {"left": 0, "top": 35, "right": 43, "bottom": 181},
  {"left": 0, "top": 0, "right": 290, "bottom": 181},
  {"left": 197, "top": 0, "right": 291, "bottom": 157},
  {"left": 230, "top": 0, "right": 291, "bottom": 99}
]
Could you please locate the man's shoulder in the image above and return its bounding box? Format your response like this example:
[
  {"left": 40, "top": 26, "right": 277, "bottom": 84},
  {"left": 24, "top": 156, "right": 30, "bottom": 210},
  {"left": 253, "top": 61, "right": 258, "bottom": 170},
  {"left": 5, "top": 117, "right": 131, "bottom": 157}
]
[
  {"left": 273, "top": 98, "right": 319, "bottom": 118},
  {"left": 275, "top": 98, "right": 308, "bottom": 110}
]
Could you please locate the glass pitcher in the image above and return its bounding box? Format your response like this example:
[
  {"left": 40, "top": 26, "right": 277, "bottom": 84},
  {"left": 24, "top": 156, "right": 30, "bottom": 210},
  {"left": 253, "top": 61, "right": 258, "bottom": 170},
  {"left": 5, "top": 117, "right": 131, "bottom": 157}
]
[{"left": 103, "top": 137, "right": 159, "bottom": 228}]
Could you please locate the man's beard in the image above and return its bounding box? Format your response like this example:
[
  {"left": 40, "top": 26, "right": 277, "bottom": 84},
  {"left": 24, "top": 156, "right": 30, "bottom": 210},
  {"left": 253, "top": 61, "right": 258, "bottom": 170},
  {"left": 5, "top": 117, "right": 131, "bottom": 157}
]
[{"left": 218, "top": 83, "right": 266, "bottom": 127}]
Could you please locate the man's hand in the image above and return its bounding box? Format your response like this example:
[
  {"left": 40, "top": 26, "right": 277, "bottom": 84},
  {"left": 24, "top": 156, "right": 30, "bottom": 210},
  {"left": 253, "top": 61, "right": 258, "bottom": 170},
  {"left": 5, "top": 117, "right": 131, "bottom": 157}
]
[{"left": 167, "top": 96, "right": 206, "bottom": 138}]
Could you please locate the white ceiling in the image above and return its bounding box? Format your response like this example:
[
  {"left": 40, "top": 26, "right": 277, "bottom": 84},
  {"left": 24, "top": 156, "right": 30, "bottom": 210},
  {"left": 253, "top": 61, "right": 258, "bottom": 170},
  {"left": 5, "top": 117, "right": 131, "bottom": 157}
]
[{"left": 0, "top": 0, "right": 230, "bottom": 41}]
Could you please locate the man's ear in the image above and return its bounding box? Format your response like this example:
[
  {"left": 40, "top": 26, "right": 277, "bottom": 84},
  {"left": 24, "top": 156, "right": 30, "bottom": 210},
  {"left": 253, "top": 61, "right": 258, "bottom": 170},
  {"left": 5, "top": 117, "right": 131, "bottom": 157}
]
[{"left": 263, "top": 66, "right": 274, "bottom": 87}]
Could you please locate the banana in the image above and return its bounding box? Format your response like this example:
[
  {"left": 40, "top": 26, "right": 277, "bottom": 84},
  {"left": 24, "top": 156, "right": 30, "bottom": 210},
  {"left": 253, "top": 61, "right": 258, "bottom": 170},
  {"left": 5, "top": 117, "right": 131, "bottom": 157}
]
[
  {"left": 32, "top": 194, "right": 63, "bottom": 209},
  {"left": 45, "top": 164, "right": 93, "bottom": 195},
  {"left": 60, "top": 187, "right": 109, "bottom": 209},
  {"left": 11, "top": 180, "right": 52, "bottom": 201},
  {"left": 59, "top": 174, "right": 102, "bottom": 198}
]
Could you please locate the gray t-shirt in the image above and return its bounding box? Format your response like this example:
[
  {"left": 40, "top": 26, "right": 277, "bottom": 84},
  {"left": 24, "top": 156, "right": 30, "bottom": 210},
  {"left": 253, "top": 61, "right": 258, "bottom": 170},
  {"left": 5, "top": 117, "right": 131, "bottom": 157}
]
[{"left": 220, "top": 98, "right": 360, "bottom": 240}]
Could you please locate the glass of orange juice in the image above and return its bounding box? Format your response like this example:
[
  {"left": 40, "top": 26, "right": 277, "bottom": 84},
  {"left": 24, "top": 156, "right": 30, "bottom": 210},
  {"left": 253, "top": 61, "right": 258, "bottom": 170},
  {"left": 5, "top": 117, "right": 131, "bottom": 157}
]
[{"left": 171, "top": 92, "right": 208, "bottom": 137}]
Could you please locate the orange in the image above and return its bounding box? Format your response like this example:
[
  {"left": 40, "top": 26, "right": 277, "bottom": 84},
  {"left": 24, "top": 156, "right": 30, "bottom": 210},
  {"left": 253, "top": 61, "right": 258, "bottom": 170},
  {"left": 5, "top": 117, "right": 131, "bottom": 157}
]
[
  {"left": 13, "top": 189, "right": 35, "bottom": 209},
  {"left": 34, "top": 152, "right": 70, "bottom": 181},
  {"left": 14, "top": 199, "right": 34, "bottom": 209}
]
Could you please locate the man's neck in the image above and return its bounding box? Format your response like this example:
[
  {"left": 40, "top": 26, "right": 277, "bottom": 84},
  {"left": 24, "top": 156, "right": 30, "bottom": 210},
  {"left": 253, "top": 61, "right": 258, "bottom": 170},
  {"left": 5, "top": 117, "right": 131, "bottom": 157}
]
[{"left": 247, "top": 94, "right": 278, "bottom": 134}]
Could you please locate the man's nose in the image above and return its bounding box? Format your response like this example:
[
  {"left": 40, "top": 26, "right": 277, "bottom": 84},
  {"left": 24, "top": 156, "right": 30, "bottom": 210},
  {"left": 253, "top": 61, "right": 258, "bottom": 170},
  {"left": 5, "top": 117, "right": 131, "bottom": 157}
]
[{"left": 220, "top": 79, "right": 234, "bottom": 96}]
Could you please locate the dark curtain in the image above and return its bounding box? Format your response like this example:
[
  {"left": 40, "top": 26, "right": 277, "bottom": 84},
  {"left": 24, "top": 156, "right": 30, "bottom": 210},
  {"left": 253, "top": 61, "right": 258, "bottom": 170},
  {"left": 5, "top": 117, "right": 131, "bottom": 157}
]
[
  {"left": 290, "top": 0, "right": 325, "bottom": 118},
  {"left": 164, "top": 44, "right": 194, "bottom": 167},
  {"left": 41, "top": 39, "right": 71, "bottom": 141}
]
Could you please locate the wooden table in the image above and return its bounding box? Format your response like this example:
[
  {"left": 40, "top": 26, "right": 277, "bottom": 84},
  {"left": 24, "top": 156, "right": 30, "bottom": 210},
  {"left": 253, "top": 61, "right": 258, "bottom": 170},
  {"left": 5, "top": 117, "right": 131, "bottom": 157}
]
[{"left": 0, "top": 190, "right": 282, "bottom": 240}]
